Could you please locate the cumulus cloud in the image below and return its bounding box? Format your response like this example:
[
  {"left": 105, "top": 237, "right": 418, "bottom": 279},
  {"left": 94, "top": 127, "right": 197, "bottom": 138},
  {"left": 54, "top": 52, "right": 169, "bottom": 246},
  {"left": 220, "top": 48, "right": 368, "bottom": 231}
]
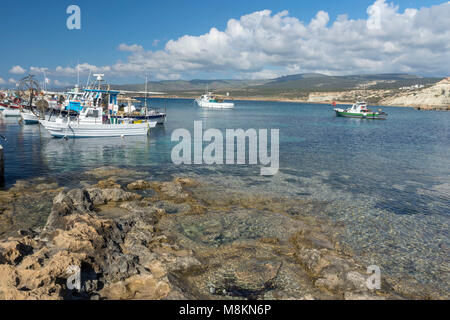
[
  {"left": 0, "top": 77, "right": 5, "bottom": 85},
  {"left": 9, "top": 65, "right": 26, "bottom": 75},
  {"left": 8, "top": 78, "right": 17, "bottom": 84},
  {"left": 54, "top": 80, "right": 72, "bottom": 87},
  {"left": 54, "top": 63, "right": 112, "bottom": 77},
  {"left": 30, "top": 66, "right": 49, "bottom": 74},
  {"left": 26, "top": 1, "right": 450, "bottom": 81},
  {"left": 118, "top": 43, "right": 144, "bottom": 52}
]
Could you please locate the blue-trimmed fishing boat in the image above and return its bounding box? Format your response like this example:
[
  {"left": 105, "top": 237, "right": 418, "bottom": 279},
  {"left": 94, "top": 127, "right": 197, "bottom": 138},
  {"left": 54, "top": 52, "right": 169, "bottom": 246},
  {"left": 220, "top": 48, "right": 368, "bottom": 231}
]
[{"left": 40, "top": 74, "right": 157, "bottom": 138}]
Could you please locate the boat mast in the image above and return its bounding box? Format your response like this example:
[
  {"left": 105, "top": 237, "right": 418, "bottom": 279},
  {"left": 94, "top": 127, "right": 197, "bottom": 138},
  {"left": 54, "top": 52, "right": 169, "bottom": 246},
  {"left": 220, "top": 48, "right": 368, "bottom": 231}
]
[
  {"left": 86, "top": 69, "right": 92, "bottom": 89},
  {"left": 77, "top": 60, "right": 80, "bottom": 88}
]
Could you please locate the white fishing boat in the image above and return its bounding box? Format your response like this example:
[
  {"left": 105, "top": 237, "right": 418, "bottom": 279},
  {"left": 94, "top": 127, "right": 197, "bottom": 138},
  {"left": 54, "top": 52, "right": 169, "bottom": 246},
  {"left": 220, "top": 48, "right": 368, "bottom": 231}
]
[
  {"left": 39, "top": 74, "right": 157, "bottom": 138},
  {"left": 20, "top": 109, "right": 40, "bottom": 124},
  {"left": 40, "top": 106, "right": 156, "bottom": 138},
  {"left": 1, "top": 106, "right": 21, "bottom": 117},
  {"left": 195, "top": 92, "right": 234, "bottom": 109}
]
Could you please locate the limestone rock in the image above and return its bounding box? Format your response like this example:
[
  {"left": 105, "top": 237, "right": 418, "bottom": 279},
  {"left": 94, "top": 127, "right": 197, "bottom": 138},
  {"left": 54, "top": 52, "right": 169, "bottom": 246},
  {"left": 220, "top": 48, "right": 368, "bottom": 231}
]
[{"left": 127, "top": 180, "right": 152, "bottom": 190}]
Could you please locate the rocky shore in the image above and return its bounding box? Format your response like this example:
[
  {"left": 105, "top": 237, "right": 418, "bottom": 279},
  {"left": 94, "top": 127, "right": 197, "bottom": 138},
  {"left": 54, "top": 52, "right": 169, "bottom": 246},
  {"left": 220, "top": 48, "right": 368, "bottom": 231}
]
[{"left": 0, "top": 167, "right": 443, "bottom": 300}]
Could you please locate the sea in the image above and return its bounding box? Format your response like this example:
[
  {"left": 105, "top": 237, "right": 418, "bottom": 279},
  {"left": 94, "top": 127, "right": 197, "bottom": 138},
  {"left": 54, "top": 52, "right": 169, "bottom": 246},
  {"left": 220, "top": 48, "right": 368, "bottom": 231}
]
[{"left": 0, "top": 98, "right": 449, "bottom": 296}]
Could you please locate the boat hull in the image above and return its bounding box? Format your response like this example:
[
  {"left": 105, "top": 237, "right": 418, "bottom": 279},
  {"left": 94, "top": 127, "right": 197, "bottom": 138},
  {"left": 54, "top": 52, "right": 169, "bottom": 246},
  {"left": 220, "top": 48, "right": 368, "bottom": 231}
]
[
  {"left": 20, "top": 111, "right": 40, "bottom": 124},
  {"left": 335, "top": 110, "right": 387, "bottom": 120},
  {"left": 113, "top": 114, "right": 166, "bottom": 124},
  {"left": 40, "top": 120, "right": 157, "bottom": 138},
  {"left": 196, "top": 100, "right": 234, "bottom": 109},
  {"left": 1, "top": 108, "right": 21, "bottom": 117}
]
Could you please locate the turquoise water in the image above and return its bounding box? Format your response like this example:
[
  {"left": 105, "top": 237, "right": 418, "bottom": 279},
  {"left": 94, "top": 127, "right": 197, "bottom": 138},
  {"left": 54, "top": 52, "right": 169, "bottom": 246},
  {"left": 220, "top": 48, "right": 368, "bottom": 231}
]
[{"left": 1, "top": 99, "right": 449, "bottom": 295}]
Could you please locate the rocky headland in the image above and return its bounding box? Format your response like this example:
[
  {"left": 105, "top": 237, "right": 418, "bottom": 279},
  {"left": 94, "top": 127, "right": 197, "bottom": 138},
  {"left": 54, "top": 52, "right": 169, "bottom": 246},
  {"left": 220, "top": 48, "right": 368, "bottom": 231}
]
[{"left": 0, "top": 167, "right": 444, "bottom": 300}]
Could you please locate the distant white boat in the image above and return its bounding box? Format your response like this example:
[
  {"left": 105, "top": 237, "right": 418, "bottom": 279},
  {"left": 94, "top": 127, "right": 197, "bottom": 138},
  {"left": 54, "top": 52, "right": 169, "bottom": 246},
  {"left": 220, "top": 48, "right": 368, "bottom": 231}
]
[{"left": 195, "top": 92, "right": 234, "bottom": 109}]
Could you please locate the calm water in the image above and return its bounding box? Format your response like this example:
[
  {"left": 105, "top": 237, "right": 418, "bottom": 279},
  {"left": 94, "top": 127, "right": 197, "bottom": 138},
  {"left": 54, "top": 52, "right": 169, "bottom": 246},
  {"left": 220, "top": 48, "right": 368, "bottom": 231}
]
[{"left": 1, "top": 99, "right": 449, "bottom": 294}]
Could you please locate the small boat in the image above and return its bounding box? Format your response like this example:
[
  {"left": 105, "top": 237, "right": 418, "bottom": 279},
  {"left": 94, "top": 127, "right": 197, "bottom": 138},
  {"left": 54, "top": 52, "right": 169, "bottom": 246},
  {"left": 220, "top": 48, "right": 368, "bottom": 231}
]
[
  {"left": 1, "top": 105, "right": 21, "bottom": 117},
  {"left": 40, "top": 106, "right": 156, "bottom": 138},
  {"left": 195, "top": 92, "right": 234, "bottom": 109},
  {"left": 333, "top": 101, "right": 387, "bottom": 120},
  {"left": 113, "top": 76, "right": 167, "bottom": 124},
  {"left": 111, "top": 108, "right": 166, "bottom": 125},
  {"left": 39, "top": 74, "right": 157, "bottom": 138},
  {"left": 20, "top": 109, "right": 40, "bottom": 124}
]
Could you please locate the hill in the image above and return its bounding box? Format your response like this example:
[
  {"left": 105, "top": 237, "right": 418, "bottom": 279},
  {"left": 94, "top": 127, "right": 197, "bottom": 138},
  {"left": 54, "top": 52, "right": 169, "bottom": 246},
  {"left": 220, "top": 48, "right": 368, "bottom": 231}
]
[{"left": 112, "top": 73, "right": 442, "bottom": 95}]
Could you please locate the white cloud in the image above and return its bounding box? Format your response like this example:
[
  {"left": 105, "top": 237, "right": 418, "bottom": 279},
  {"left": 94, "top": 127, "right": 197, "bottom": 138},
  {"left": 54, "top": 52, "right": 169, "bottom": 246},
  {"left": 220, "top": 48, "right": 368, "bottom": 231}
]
[
  {"left": 54, "top": 80, "right": 72, "bottom": 87},
  {"left": 9, "top": 65, "right": 26, "bottom": 75},
  {"left": 27, "top": 1, "right": 450, "bottom": 81},
  {"left": 54, "top": 63, "right": 112, "bottom": 77},
  {"left": 118, "top": 43, "right": 144, "bottom": 52},
  {"left": 0, "top": 77, "right": 5, "bottom": 85},
  {"left": 30, "top": 66, "right": 49, "bottom": 74},
  {"left": 8, "top": 78, "right": 17, "bottom": 84}
]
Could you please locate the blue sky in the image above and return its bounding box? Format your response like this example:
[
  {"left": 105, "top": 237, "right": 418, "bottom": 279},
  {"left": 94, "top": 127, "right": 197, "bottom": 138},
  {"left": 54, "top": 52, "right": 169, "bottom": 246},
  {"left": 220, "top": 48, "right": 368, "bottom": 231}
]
[{"left": 1, "top": 0, "right": 449, "bottom": 86}]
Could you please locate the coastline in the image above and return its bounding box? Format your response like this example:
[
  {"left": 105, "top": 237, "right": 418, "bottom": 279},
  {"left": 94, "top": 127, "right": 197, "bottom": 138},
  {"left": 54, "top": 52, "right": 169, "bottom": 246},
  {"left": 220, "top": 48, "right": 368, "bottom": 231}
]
[{"left": 150, "top": 95, "right": 450, "bottom": 110}]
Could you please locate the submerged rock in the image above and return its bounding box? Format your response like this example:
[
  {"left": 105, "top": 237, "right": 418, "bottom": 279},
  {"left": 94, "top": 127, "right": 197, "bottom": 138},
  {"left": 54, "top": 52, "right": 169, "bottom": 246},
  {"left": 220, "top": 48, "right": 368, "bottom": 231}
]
[{"left": 127, "top": 180, "right": 152, "bottom": 190}]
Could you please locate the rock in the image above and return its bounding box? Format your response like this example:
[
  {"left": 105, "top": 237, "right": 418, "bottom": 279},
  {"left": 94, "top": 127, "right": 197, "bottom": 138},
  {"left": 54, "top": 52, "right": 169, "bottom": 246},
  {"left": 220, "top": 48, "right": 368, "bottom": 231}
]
[
  {"left": 296, "top": 248, "right": 324, "bottom": 274},
  {"left": 209, "top": 259, "right": 282, "bottom": 299},
  {"left": 85, "top": 167, "right": 139, "bottom": 179},
  {"left": 304, "top": 232, "right": 334, "bottom": 250},
  {"left": 100, "top": 274, "right": 171, "bottom": 300},
  {"left": 344, "top": 292, "right": 386, "bottom": 300},
  {"left": 94, "top": 178, "right": 121, "bottom": 189},
  {"left": 346, "top": 271, "right": 367, "bottom": 291},
  {"left": 153, "top": 201, "right": 191, "bottom": 215},
  {"left": 86, "top": 188, "right": 107, "bottom": 206},
  {"left": 315, "top": 273, "right": 345, "bottom": 292},
  {"left": 175, "top": 177, "right": 199, "bottom": 187},
  {"left": 159, "top": 181, "right": 189, "bottom": 200},
  {"left": 0, "top": 240, "right": 34, "bottom": 265},
  {"left": 86, "top": 188, "right": 142, "bottom": 206},
  {"left": 166, "top": 255, "right": 202, "bottom": 274},
  {"left": 127, "top": 180, "right": 152, "bottom": 190},
  {"left": 101, "top": 189, "right": 142, "bottom": 203},
  {"left": 45, "top": 189, "right": 93, "bottom": 230},
  {"left": 34, "top": 182, "right": 59, "bottom": 192},
  {"left": 66, "top": 189, "right": 94, "bottom": 212}
]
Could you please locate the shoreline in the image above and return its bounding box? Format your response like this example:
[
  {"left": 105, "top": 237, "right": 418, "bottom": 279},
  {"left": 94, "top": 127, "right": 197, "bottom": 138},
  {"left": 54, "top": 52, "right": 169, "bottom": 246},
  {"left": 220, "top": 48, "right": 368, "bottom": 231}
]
[{"left": 148, "top": 95, "right": 450, "bottom": 110}]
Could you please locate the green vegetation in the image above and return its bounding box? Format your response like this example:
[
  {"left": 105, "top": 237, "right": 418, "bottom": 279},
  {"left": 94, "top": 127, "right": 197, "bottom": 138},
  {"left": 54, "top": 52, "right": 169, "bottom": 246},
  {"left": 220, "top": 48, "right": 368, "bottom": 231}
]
[{"left": 111, "top": 73, "right": 444, "bottom": 99}]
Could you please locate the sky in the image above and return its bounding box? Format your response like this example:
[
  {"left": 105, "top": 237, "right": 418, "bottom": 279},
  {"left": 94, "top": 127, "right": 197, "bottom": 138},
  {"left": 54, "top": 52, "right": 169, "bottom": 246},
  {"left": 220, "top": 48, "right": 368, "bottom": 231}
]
[{"left": 0, "top": 0, "right": 449, "bottom": 87}]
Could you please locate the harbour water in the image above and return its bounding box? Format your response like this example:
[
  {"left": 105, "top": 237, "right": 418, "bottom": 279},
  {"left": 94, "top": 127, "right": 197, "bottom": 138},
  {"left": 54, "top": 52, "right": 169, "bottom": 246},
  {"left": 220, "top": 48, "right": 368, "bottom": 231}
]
[{"left": 0, "top": 99, "right": 449, "bottom": 296}]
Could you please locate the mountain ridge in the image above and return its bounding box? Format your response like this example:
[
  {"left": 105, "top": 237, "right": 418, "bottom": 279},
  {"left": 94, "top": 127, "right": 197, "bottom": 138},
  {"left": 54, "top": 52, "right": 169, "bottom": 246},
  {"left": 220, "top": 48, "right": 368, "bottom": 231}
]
[{"left": 110, "top": 73, "right": 442, "bottom": 93}]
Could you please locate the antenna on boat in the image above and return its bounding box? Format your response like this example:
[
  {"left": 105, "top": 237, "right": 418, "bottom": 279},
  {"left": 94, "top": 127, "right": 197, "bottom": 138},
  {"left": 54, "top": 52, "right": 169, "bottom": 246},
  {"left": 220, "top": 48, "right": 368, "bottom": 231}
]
[
  {"left": 93, "top": 74, "right": 105, "bottom": 90},
  {"left": 145, "top": 74, "right": 148, "bottom": 108},
  {"left": 86, "top": 69, "right": 92, "bottom": 88},
  {"left": 43, "top": 70, "right": 47, "bottom": 94},
  {"left": 77, "top": 60, "right": 80, "bottom": 88}
]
